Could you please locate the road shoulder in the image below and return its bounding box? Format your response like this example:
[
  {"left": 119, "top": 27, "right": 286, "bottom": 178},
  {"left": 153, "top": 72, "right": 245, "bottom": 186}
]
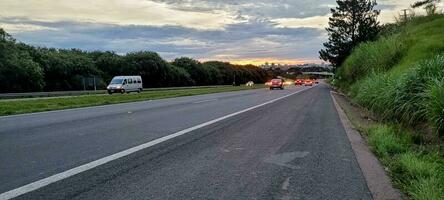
[{"left": 331, "top": 91, "right": 402, "bottom": 200}]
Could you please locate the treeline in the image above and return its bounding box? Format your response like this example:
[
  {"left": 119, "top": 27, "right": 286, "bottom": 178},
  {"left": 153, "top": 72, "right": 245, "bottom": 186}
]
[{"left": 0, "top": 29, "right": 273, "bottom": 93}]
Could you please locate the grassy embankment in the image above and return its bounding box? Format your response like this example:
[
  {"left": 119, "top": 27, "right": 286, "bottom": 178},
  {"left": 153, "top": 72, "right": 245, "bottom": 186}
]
[
  {"left": 0, "top": 85, "right": 265, "bottom": 116},
  {"left": 334, "top": 15, "right": 444, "bottom": 199}
]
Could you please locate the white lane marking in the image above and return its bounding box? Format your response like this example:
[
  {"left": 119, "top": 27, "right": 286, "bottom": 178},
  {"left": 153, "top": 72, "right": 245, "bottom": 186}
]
[
  {"left": 0, "top": 86, "right": 314, "bottom": 200},
  {"left": 193, "top": 99, "right": 218, "bottom": 104}
]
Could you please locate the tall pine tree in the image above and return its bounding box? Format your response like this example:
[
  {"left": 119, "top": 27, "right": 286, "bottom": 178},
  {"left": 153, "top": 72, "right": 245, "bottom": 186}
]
[{"left": 319, "top": 0, "right": 380, "bottom": 68}]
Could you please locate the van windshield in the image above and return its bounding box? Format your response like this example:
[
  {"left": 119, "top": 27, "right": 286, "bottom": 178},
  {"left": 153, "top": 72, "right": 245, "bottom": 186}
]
[{"left": 110, "top": 78, "right": 124, "bottom": 84}]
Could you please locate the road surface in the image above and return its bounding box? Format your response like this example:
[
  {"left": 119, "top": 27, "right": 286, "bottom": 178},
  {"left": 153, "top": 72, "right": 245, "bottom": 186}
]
[{"left": 0, "top": 84, "right": 372, "bottom": 199}]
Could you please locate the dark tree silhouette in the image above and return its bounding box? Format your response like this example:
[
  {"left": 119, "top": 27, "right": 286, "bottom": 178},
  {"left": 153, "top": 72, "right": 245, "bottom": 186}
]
[{"left": 319, "top": 0, "right": 380, "bottom": 68}]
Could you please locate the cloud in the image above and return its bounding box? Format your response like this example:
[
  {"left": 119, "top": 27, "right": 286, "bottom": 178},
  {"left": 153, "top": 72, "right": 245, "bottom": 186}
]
[
  {"left": 0, "top": 0, "right": 434, "bottom": 64},
  {"left": 0, "top": 16, "right": 324, "bottom": 63},
  {"left": 272, "top": 15, "right": 330, "bottom": 29},
  {"left": 0, "top": 0, "right": 236, "bottom": 30},
  {"left": 153, "top": 0, "right": 335, "bottom": 18}
]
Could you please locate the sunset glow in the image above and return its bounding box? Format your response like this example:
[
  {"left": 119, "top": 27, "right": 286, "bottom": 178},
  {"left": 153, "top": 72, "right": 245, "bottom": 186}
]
[
  {"left": 221, "top": 58, "right": 322, "bottom": 66},
  {"left": 0, "top": 0, "right": 432, "bottom": 64}
]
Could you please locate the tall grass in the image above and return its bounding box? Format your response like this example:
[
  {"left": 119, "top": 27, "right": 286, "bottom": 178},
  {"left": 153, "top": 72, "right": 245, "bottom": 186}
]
[
  {"left": 349, "top": 55, "right": 444, "bottom": 134},
  {"left": 338, "top": 36, "right": 406, "bottom": 86},
  {"left": 336, "top": 14, "right": 444, "bottom": 85},
  {"left": 426, "top": 78, "right": 444, "bottom": 134},
  {"left": 392, "top": 56, "right": 444, "bottom": 125},
  {"left": 351, "top": 72, "right": 397, "bottom": 120},
  {"left": 336, "top": 15, "right": 444, "bottom": 199}
]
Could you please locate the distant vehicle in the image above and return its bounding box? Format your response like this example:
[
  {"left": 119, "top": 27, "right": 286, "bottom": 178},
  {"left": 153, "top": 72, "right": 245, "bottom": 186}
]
[
  {"left": 270, "top": 78, "right": 284, "bottom": 90},
  {"left": 295, "top": 79, "right": 303, "bottom": 85},
  {"left": 304, "top": 79, "right": 313, "bottom": 86},
  {"left": 285, "top": 80, "right": 294, "bottom": 86},
  {"left": 246, "top": 81, "right": 254, "bottom": 86},
  {"left": 107, "top": 76, "right": 143, "bottom": 94}
]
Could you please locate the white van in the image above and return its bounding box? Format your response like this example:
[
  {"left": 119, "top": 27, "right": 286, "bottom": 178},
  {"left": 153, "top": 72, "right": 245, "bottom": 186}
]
[{"left": 107, "top": 76, "right": 143, "bottom": 94}]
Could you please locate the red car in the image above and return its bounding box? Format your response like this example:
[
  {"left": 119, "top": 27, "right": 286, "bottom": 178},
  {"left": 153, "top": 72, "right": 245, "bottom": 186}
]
[
  {"left": 269, "top": 78, "right": 284, "bottom": 90},
  {"left": 295, "top": 79, "right": 303, "bottom": 85}
]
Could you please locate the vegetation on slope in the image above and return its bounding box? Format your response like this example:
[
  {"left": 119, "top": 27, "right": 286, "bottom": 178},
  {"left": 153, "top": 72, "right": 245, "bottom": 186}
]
[
  {"left": 334, "top": 14, "right": 444, "bottom": 200},
  {"left": 336, "top": 14, "right": 444, "bottom": 135}
]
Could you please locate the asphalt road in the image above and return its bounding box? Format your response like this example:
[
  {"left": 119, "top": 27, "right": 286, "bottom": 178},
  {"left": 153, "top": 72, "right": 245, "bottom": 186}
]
[{"left": 0, "top": 84, "right": 372, "bottom": 199}]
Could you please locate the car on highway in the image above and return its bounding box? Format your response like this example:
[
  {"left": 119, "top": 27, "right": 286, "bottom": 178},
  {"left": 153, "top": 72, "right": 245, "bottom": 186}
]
[
  {"left": 295, "top": 79, "right": 303, "bottom": 85},
  {"left": 304, "top": 79, "right": 313, "bottom": 86},
  {"left": 246, "top": 81, "right": 254, "bottom": 86},
  {"left": 107, "top": 76, "right": 143, "bottom": 94},
  {"left": 269, "top": 78, "right": 285, "bottom": 90}
]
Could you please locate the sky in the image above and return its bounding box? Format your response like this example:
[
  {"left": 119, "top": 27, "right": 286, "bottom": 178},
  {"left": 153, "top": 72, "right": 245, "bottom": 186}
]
[{"left": 0, "top": 0, "right": 440, "bottom": 65}]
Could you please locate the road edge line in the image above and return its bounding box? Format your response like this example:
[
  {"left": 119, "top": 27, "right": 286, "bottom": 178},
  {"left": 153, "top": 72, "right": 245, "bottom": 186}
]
[
  {"left": 330, "top": 91, "right": 402, "bottom": 200},
  {"left": 0, "top": 86, "right": 314, "bottom": 200}
]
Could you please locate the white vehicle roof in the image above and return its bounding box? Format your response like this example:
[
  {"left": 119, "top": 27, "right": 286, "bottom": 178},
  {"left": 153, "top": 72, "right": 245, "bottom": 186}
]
[{"left": 112, "top": 76, "right": 141, "bottom": 79}]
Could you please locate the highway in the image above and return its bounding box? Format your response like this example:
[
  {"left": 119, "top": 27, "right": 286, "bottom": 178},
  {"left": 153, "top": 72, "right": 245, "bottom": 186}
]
[{"left": 0, "top": 84, "right": 372, "bottom": 199}]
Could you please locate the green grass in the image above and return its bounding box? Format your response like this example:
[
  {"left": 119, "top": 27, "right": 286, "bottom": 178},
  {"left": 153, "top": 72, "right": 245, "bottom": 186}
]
[
  {"left": 426, "top": 78, "right": 444, "bottom": 134},
  {"left": 367, "top": 124, "right": 411, "bottom": 157},
  {"left": 0, "top": 85, "right": 265, "bottom": 116},
  {"left": 338, "top": 36, "right": 406, "bottom": 87},
  {"left": 337, "top": 14, "right": 444, "bottom": 87},
  {"left": 334, "top": 14, "right": 444, "bottom": 198},
  {"left": 347, "top": 55, "right": 444, "bottom": 133},
  {"left": 364, "top": 124, "right": 444, "bottom": 200}
]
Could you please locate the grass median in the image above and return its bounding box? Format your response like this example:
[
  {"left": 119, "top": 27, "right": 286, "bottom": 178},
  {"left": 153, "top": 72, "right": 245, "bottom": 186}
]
[{"left": 0, "top": 85, "right": 265, "bottom": 116}]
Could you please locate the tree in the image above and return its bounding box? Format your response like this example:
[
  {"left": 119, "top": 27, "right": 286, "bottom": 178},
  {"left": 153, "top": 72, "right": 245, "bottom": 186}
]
[
  {"left": 412, "top": 0, "right": 441, "bottom": 15},
  {"left": 319, "top": 0, "right": 380, "bottom": 68},
  {"left": 172, "top": 57, "right": 211, "bottom": 85},
  {"left": 0, "top": 28, "right": 45, "bottom": 92},
  {"left": 0, "top": 28, "right": 272, "bottom": 92}
]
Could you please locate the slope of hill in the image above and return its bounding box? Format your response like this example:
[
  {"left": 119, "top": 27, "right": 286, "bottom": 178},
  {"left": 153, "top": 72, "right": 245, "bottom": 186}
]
[
  {"left": 334, "top": 14, "right": 444, "bottom": 200},
  {"left": 337, "top": 14, "right": 444, "bottom": 134}
]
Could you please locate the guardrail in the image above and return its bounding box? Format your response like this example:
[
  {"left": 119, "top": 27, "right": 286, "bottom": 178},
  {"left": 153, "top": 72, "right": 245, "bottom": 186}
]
[{"left": 0, "top": 85, "right": 232, "bottom": 99}]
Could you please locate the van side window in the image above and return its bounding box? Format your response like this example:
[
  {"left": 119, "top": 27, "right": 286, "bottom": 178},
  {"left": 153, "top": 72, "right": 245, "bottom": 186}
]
[
  {"left": 123, "top": 79, "right": 127, "bottom": 84},
  {"left": 129, "top": 79, "right": 133, "bottom": 84},
  {"left": 133, "top": 79, "right": 137, "bottom": 83},
  {"left": 137, "top": 78, "right": 141, "bottom": 83}
]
